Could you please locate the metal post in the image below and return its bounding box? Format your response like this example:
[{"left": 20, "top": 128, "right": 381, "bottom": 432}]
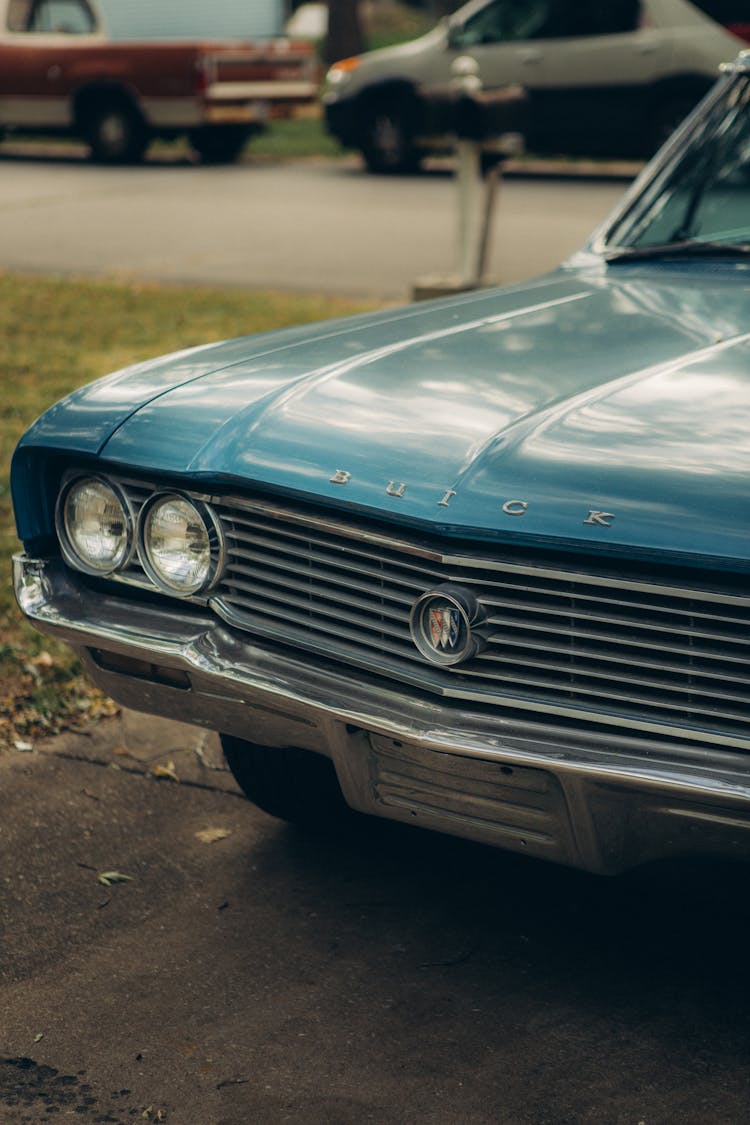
[
  {"left": 455, "top": 138, "right": 484, "bottom": 286},
  {"left": 451, "top": 56, "right": 485, "bottom": 288},
  {"left": 411, "top": 60, "right": 525, "bottom": 301}
]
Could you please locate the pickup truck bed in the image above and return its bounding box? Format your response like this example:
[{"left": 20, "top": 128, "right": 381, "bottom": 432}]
[{"left": 0, "top": 0, "right": 319, "bottom": 162}]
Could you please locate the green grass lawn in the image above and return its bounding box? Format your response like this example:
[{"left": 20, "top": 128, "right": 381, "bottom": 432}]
[
  {"left": 250, "top": 115, "right": 344, "bottom": 160},
  {"left": 0, "top": 272, "right": 381, "bottom": 748}
]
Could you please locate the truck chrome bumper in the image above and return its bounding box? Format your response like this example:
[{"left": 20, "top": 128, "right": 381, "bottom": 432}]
[{"left": 14, "top": 553, "right": 750, "bottom": 874}]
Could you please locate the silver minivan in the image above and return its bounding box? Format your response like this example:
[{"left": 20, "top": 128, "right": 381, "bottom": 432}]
[{"left": 323, "top": 0, "right": 748, "bottom": 171}]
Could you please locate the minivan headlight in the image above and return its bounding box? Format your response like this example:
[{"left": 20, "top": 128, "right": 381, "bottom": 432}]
[{"left": 324, "top": 55, "right": 361, "bottom": 90}]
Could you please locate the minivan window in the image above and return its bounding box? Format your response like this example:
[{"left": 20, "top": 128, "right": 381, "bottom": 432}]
[
  {"left": 452, "top": 0, "right": 639, "bottom": 47},
  {"left": 452, "top": 0, "right": 550, "bottom": 47}
]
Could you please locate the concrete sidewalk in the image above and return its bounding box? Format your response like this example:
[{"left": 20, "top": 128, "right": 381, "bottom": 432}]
[{"left": 31, "top": 706, "right": 236, "bottom": 792}]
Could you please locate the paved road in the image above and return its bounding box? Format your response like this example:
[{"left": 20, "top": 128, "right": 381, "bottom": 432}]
[
  {"left": 4, "top": 714, "right": 750, "bottom": 1125},
  {"left": 0, "top": 145, "right": 632, "bottom": 300}
]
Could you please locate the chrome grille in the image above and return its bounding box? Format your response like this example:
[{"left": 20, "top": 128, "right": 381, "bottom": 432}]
[
  {"left": 106, "top": 476, "right": 750, "bottom": 752},
  {"left": 214, "top": 500, "right": 434, "bottom": 663}
]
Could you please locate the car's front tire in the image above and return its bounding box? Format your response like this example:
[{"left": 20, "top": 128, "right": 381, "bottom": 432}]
[
  {"left": 359, "top": 97, "right": 420, "bottom": 174},
  {"left": 220, "top": 735, "right": 354, "bottom": 829}
]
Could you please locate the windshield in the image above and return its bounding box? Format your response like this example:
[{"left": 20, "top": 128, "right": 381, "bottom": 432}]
[{"left": 603, "top": 69, "right": 750, "bottom": 254}]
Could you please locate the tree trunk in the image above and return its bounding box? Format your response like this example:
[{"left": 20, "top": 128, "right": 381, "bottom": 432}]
[{"left": 324, "top": 0, "right": 365, "bottom": 66}]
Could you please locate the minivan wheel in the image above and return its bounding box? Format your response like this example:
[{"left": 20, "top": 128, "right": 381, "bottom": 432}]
[
  {"left": 360, "top": 101, "right": 419, "bottom": 174},
  {"left": 220, "top": 735, "right": 354, "bottom": 829}
]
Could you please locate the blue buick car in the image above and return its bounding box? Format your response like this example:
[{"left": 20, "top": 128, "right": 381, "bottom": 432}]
[{"left": 12, "top": 55, "right": 750, "bottom": 874}]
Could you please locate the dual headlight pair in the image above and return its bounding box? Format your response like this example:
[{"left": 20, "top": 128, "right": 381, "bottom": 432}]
[{"left": 56, "top": 475, "right": 224, "bottom": 596}]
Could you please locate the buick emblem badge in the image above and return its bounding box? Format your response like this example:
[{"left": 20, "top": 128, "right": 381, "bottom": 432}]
[
  {"left": 429, "top": 606, "right": 460, "bottom": 651},
  {"left": 409, "top": 587, "right": 480, "bottom": 667}
]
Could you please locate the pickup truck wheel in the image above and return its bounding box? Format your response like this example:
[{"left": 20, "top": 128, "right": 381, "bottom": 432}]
[
  {"left": 359, "top": 101, "right": 419, "bottom": 175},
  {"left": 190, "top": 126, "right": 249, "bottom": 164},
  {"left": 84, "top": 102, "right": 148, "bottom": 164},
  {"left": 220, "top": 735, "right": 354, "bottom": 829}
]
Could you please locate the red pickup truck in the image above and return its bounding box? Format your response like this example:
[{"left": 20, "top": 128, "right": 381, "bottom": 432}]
[{"left": 0, "top": 0, "right": 319, "bottom": 163}]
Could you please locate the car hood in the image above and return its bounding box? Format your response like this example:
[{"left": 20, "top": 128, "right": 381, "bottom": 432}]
[{"left": 21, "top": 266, "right": 750, "bottom": 563}]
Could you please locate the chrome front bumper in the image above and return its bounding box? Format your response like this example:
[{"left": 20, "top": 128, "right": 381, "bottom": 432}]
[{"left": 15, "top": 552, "right": 750, "bottom": 874}]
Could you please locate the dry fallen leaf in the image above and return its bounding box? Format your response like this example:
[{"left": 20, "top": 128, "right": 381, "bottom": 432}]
[
  {"left": 98, "top": 870, "right": 134, "bottom": 886},
  {"left": 153, "top": 760, "right": 179, "bottom": 782},
  {"left": 195, "top": 827, "right": 231, "bottom": 845}
]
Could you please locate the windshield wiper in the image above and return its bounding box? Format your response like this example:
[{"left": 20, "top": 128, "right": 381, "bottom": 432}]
[{"left": 605, "top": 239, "right": 750, "bottom": 264}]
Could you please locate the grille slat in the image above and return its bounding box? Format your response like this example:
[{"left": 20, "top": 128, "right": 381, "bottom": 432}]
[
  {"left": 216, "top": 593, "right": 414, "bottom": 651},
  {"left": 461, "top": 657, "right": 750, "bottom": 716},
  {"left": 104, "top": 476, "right": 750, "bottom": 753},
  {"left": 477, "top": 637, "right": 750, "bottom": 688},
  {"left": 226, "top": 547, "right": 424, "bottom": 604},
  {"left": 480, "top": 590, "right": 750, "bottom": 634},
  {"left": 220, "top": 508, "right": 446, "bottom": 583},
  {"left": 225, "top": 568, "right": 417, "bottom": 618},
  {"left": 221, "top": 571, "right": 413, "bottom": 636},
  {"left": 483, "top": 614, "right": 750, "bottom": 666}
]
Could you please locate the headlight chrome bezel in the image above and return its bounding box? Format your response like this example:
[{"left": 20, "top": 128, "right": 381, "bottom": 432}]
[
  {"left": 138, "top": 491, "right": 225, "bottom": 597},
  {"left": 55, "top": 473, "right": 135, "bottom": 577}
]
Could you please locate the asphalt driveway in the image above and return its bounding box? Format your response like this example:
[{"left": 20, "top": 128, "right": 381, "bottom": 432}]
[
  {"left": 0, "top": 147, "right": 631, "bottom": 299},
  {"left": 3, "top": 710, "right": 750, "bottom": 1124}
]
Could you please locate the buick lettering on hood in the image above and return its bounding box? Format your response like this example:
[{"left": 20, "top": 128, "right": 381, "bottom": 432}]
[{"left": 13, "top": 57, "right": 750, "bottom": 874}]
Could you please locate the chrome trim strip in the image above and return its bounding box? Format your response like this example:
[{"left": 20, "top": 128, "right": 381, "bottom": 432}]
[{"left": 14, "top": 553, "right": 750, "bottom": 759}]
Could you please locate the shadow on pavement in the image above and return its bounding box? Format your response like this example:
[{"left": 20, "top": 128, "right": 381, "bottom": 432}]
[{"left": 3, "top": 717, "right": 750, "bottom": 1123}]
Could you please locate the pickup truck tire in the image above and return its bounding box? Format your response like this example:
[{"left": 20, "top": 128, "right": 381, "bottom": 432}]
[
  {"left": 190, "top": 125, "right": 250, "bottom": 164},
  {"left": 83, "top": 99, "right": 148, "bottom": 164},
  {"left": 220, "top": 735, "right": 355, "bottom": 830},
  {"left": 359, "top": 97, "right": 420, "bottom": 175}
]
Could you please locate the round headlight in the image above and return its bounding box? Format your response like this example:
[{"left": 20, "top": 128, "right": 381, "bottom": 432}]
[
  {"left": 140, "top": 494, "right": 221, "bottom": 595},
  {"left": 58, "top": 476, "right": 131, "bottom": 574}
]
